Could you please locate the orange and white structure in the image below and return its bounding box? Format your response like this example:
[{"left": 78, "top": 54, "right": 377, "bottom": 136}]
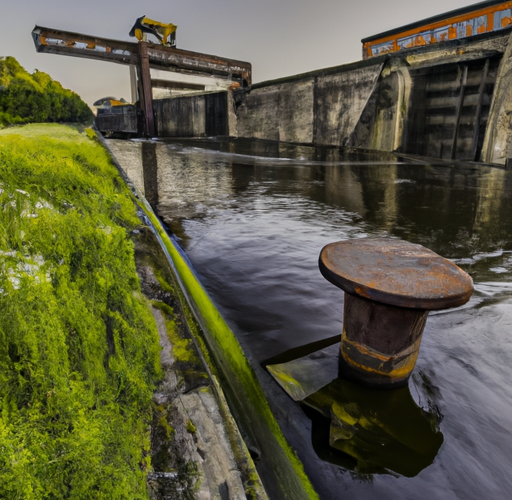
[{"left": 362, "top": 0, "right": 512, "bottom": 59}]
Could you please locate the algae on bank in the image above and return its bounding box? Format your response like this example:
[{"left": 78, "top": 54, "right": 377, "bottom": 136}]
[
  {"left": 0, "top": 124, "right": 161, "bottom": 498},
  {"left": 0, "top": 123, "right": 268, "bottom": 499},
  {"left": 102, "top": 134, "right": 320, "bottom": 500},
  {"left": 134, "top": 227, "right": 265, "bottom": 499}
]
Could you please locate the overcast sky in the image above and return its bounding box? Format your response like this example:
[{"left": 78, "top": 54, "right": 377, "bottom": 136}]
[{"left": 1, "top": 0, "right": 472, "bottom": 106}]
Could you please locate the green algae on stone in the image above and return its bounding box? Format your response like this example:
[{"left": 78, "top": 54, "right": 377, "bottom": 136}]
[
  {"left": 137, "top": 200, "right": 320, "bottom": 500},
  {"left": 186, "top": 420, "right": 197, "bottom": 434},
  {"left": 0, "top": 124, "right": 162, "bottom": 499},
  {"left": 153, "top": 301, "right": 197, "bottom": 364}
]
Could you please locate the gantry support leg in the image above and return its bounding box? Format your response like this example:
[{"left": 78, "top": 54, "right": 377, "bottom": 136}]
[{"left": 137, "top": 42, "right": 155, "bottom": 137}]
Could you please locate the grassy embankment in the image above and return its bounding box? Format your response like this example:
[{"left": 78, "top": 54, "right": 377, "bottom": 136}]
[{"left": 0, "top": 124, "right": 162, "bottom": 499}]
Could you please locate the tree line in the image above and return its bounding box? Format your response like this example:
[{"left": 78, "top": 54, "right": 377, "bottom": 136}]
[{"left": 0, "top": 56, "right": 93, "bottom": 126}]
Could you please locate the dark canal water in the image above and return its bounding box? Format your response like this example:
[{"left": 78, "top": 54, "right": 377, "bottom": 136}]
[{"left": 108, "top": 138, "right": 512, "bottom": 500}]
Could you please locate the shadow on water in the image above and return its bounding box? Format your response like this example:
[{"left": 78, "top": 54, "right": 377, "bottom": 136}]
[
  {"left": 304, "top": 379, "right": 443, "bottom": 478},
  {"left": 266, "top": 342, "right": 443, "bottom": 478},
  {"left": 142, "top": 141, "right": 158, "bottom": 207},
  {"left": 107, "top": 137, "right": 512, "bottom": 500}
]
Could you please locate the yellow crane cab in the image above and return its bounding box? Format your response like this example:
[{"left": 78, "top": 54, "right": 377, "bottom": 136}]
[{"left": 129, "top": 15, "right": 177, "bottom": 47}]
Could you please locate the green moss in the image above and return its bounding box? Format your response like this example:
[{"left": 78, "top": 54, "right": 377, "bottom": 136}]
[
  {"left": 153, "top": 268, "right": 176, "bottom": 294},
  {"left": 158, "top": 414, "right": 175, "bottom": 441},
  {"left": 138, "top": 201, "right": 319, "bottom": 500},
  {"left": 186, "top": 420, "right": 197, "bottom": 434},
  {"left": 245, "top": 488, "right": 259, "bottom": 500},
  {"left": 0, "top": 124, "right": 161, "bottom": 499},
  {"left": 151, "top": 404, "right": 176, "bottom": 472},
  {"left": 85, "top": 127, "right": 98, "bottom": 141},
  {"left": 152, "top": 301, "right": 199, "bottom": 365},
  {"left": 154, "top": 270, "right": 218, "bottom": 381}
]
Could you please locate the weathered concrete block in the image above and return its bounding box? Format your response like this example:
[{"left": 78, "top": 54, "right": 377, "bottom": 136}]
[
  {"left": 236, "top": 79, "right": 315, "bottom": 143},
  {"left": 236, "top": 63, "right": 381, "bottom": 147},
  {"left": 236, "top": 86, "right": 281, "bottom": 141},
  {"left": 348, "top": 71, "right": 401, "bottom": 151},
  {"left": 154, "top": 92, "right": 228, "bottom": 138},
  {"left": 482, "top": 31, "right": 512, "bottom": 164},
  {"left": 278, "top": 79, "right": 314, "bottom": 144},
  {"left": 154, "top": 96, "right": 206, "bottom": 137},
  {"left": 314, "top": 64, "right": 382, "bottom": 146}
]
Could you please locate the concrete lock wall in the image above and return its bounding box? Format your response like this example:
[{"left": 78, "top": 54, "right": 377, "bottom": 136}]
[
  {"left": 231, "top": 29, "right": 512, "bottom": 165},
  {"left": 234, "top": 60, "right": 384, "bottom": 146},
  {"left": 141, "top": 29, "right": 512, "bottom": 164},
  {"left": 153, "top": 92, "right": 228, "bottom": 138},
  {"left": 482, "top": 31, "right": 512, "bottom": 164}
]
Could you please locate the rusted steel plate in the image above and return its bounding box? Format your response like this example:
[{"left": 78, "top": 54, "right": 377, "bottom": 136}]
[
  {"left": 32, "top": 26, "right": 138, "bottom": 65},
  {"left": 319, "top": 238, "right": 473, "bottom": 310},
  {"left": 146, "top": 45, "right": 252, "bottom": 85},
  {"left": 151, "top": 79, "right": 206, "bottom": 90}
]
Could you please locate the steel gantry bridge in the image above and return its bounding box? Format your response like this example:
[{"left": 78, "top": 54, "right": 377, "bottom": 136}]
[{"left": 32, "top": 26, "right": 252, "bottom": 136}]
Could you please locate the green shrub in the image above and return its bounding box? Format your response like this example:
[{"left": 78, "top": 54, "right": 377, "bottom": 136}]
[
  {"left": 0, "top": 124, "right": 162, "bottom": 499},
  {"left": 0, "top": 57, "right": 93, "bottom": 126}
]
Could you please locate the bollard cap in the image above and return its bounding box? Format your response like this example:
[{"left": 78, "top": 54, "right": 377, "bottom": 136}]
[{"left": 319, "top": 239, "right": 474, "bottom": 310}]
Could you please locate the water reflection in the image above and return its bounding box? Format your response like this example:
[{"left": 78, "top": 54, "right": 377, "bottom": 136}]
[
  {"left": 305, "top": 379, "right": 443, "bottom": 477},
  {"left": 267, "top": 343, "right": 443, "bottom": 477},
  {"left": 108, "top": 137, "right": 512, "bottom": 500}
]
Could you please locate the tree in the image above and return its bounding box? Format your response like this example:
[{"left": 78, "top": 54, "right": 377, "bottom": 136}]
[{"left": 0, "top": 57, "right": 93, "bottom": 126}]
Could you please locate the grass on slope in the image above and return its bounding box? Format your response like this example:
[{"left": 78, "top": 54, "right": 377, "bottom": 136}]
[{"left": 0, "top": 124, "right": 161, "bottom": 499}]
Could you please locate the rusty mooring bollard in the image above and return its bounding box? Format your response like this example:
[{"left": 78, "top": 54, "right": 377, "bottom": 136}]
[{"left": 319, "top": 239, "right": 474, "bottom": 389}]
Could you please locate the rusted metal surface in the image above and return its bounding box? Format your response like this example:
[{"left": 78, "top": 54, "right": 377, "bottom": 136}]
[
  {"left": 361, "top": 0, "right": 512, "bottom": 59},
  {"left": 319, "top": 238, "right": 474, "bottom": 388},
  {"left": 32, "top": 26, "right": 251, "bottom": 85},
  {"left": 137, "top": 43, "right": 155, "bottom": 137},
  {"left": 339, "top": 294, "right": 429, "bottom": 388},
  {"left": 146, "top": 45, "right": 252, "bottom": 86},
  {"left": 32, "top": 26, "right": 138, "bottom": 65},
  {"left": 151, "top": 79, "right": 206, "bottom": 91},
  {"left": 319, "top": 238, "right": 474, "bottom": 310}
]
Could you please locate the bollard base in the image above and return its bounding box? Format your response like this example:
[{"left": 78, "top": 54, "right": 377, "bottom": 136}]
[
  {"left": 338, "top": 350, "right": 411, "bottom": 389},
  {"left": 319, "top": 238, "right": 474, "bottom": 389},
  {"left": 338, "top": 294, "right": 429, "bottom": 389}
]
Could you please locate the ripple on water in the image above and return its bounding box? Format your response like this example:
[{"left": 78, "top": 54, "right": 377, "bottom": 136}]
[{"left": 108, "top": 137, "right": 512, "bottom": 500}]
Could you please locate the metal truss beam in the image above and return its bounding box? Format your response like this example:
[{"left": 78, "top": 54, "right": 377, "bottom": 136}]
[{"left": 32, "top": 26, "right": 252, "bottom": 85}]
